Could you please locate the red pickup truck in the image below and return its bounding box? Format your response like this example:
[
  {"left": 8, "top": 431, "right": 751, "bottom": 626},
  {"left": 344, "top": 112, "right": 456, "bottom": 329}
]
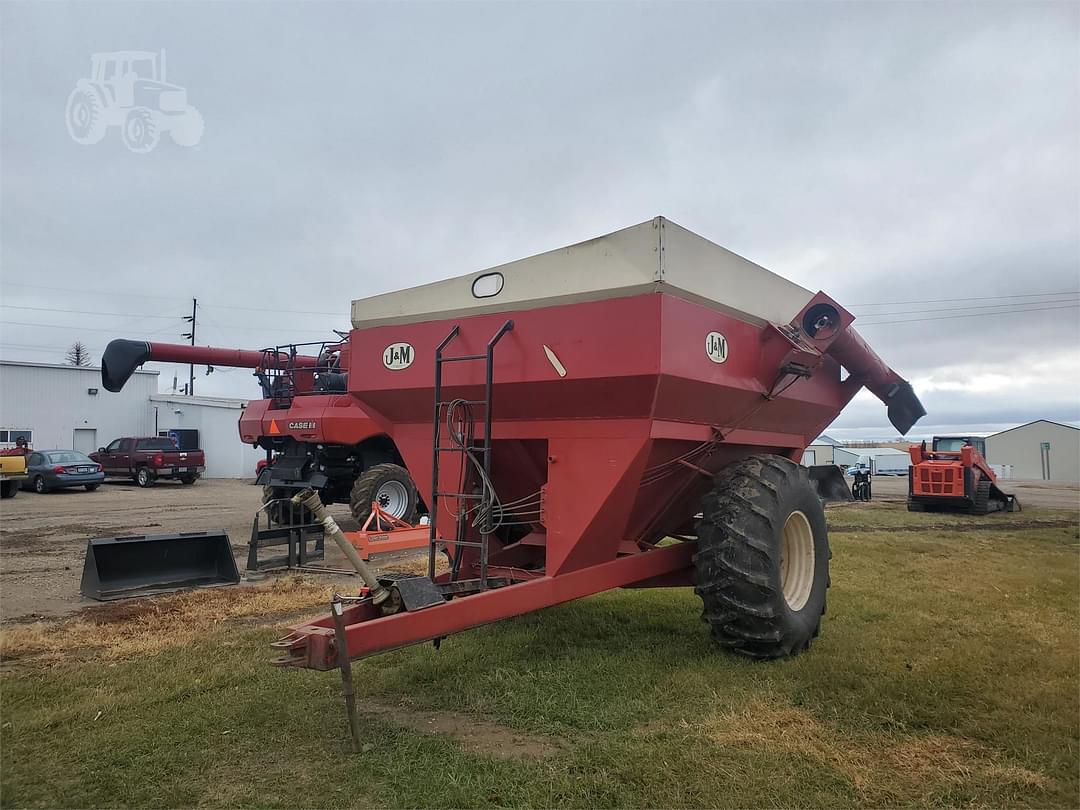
[{"left": 91, "top": 437, "right": 206, "bottom": 487}]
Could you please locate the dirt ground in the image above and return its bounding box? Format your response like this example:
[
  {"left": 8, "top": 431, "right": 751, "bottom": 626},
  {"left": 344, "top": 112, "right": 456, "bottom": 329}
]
[
  {"left": 1, "top": 475, "right": 1076, "bottom": 624},
  {"left": 865, "top": 475, "right": 1080, "bottom": 509},
  {"left": 0, "top": 478, "right": 371, "bottom": 623}
]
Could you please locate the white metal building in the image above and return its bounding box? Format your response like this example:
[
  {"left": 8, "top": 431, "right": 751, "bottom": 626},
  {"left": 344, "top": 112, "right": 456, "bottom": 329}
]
[
  {"left": 151, "top": 393, "right": 264, "bottom": 479},
  {"left": 987, "top": 420, "right": 1080, "bottom": 482},
  {"left": 803, "top": 435, "right": 865, "bottom": 468},
  {"left": 0, "top": 360, "right": 261, "bottom": 478},
  {"left": 0, "top": 360, "right": 157, "bottom": 454}
]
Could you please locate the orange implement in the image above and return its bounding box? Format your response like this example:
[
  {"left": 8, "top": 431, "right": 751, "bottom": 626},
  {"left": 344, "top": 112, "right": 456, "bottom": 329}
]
[{"left": 343, "top": 503, "right": 430, "bottom": 561}]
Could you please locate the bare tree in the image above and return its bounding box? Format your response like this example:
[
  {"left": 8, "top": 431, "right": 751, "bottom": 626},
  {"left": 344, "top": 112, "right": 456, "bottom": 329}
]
[{"left": 65, "top": 341, "right": 93, "bottom": 367}]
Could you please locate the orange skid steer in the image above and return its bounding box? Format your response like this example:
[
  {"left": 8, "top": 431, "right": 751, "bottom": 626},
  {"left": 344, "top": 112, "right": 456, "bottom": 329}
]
[{"left": 907, "top": 436, "right": 1020, "bottom": 514}]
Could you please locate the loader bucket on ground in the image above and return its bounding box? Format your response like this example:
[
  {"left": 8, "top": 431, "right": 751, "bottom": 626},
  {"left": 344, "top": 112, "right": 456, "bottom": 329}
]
[
  {"left": 80, "top": 530, "right": 239, "bottom": 601},
  {"left": 808, "top": 465, "right": 853, "bottom": 503}
]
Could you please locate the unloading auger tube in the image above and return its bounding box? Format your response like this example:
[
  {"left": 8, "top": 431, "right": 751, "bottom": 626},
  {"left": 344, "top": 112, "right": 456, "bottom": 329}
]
[
  {"left": 291, "top": 489, "right": 390, "bottom": 606},
  {"left": 100, "top": 339, "right": 321, "bottom": 393}
]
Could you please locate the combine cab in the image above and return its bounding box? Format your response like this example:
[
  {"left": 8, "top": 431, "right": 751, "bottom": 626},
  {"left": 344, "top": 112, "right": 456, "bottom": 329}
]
[{"left": 908, "top": 436, "right": 1020, "bottom": 514}]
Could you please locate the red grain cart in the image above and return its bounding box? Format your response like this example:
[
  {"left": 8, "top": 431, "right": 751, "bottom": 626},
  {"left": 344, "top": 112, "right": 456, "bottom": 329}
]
[{"left": 270, "top": 217, "right": 925, "bottom": 668}]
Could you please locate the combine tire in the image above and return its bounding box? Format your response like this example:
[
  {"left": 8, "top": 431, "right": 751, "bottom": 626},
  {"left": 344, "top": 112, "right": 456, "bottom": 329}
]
[
  {"left": 350, "top": 463, "right": 418, "bottom": 524},
  {"left": 694, "top": 454, "right": 830, "bottom": 659},
  {"left": 0, "top": 480, "right": 18, "bottom": 499},
  {"left": 262, "top": 486, "right": 314, "bottom": 526},
  {"left": 135, "top": 467, "right": 155, "bottom": 488},
  {"left": 971, "top": 479, "right": 991, "bottom": 515}
]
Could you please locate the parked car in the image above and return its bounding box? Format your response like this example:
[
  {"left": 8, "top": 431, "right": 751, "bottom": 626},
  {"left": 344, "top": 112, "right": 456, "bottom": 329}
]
[
  {"left": 21, "top": 450, "right": 105, "bottom": 493},
  {"left": 90, "top": 436, "right": 206, "bottom": 487}
]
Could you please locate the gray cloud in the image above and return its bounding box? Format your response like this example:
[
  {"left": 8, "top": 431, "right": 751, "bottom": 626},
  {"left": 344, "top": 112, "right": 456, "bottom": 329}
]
[{"left": 2, "top": 1, "right": 1077, "bottom": 436}]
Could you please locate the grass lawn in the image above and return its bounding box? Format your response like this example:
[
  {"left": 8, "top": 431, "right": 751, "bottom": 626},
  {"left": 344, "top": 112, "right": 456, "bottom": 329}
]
[{"left": 2, "top": 502, "right": 1077, "bottom": 808}]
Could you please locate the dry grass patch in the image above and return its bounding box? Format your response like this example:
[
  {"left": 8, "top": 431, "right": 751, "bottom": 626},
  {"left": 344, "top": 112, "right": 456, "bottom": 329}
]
[
  {"left": 0, "top": 576, "right": 335, "bottom": 662},
  {"left": 700, "top": 695, "right": 1048, "bottom": 800}
]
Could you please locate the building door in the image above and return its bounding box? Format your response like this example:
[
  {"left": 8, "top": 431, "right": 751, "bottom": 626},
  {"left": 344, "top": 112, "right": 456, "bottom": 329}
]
[
  {"left": 73, "top": 428, "right": 97, "bottom": 455},
  {"left": 803, "top": 449, "right": 817, "bottom": 466}
]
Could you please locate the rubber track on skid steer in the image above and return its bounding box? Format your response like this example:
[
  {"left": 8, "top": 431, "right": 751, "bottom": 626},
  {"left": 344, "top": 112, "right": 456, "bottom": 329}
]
[{"left": 693, "top": 455, "right": 829, "bottom": 660}]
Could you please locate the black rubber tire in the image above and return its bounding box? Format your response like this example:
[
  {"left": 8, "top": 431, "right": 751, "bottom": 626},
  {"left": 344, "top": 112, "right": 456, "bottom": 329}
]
[
  {"left": 85, "top": 483, "right": 100, "bottom": 492},
  {"left": 33, "top": 476, "right": 49, "bottom": 494},
  {"left": 971, "top": 479, "right": 991, "bottom": 515},
  {"left": 0, "top": 480, "right": 18, "bottom": 499},
  {"left": 906, "top": 498, "right": 925, "bottom": 512},
  {"left": 349, "top": 463, "right": 418, "bottom": 524},
  {"left": 694, "top": 454, "right": 831, "bottom": 660},
  {"left": 262, "top": 486, "right": 314, "bottom": 526},
  {"left": 135, "top": 467, "right": 154, "bottom": 488},
  {"left": 180, "top": 474, "right": 197, "bottom": 485}
]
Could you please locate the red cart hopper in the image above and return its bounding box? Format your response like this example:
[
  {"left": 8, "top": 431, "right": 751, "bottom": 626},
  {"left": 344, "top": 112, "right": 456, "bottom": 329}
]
[{"left": 275, "top": 217, "right": 925, "bottom": 669}]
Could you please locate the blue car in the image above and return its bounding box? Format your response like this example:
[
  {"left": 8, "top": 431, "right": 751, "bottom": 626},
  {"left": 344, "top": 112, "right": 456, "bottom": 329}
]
[{"left": 22, "top": 449, "right": 106, "bottom": 493}]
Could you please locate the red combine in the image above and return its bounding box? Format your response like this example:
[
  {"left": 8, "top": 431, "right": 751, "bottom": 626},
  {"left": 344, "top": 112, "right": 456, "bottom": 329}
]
[
  {"left": 907, "top": 435, "right": 1020, "bottom": 514},
  {"left": 103, "top": 218, "right": 925, "bottom": 665},
  {"left": 101, "top": 340, "right": 420, "bottom": 525}
]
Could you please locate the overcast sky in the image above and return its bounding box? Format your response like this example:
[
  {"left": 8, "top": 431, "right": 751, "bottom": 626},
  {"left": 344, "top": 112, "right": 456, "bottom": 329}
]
[{"left": 2, "top": 1, "right": 1078, "bottom": 440}]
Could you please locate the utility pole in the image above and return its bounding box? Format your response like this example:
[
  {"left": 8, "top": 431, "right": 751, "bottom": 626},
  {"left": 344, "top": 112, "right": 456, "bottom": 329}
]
[{"left": 182, "top": 298, "right": 197, "bottom": 396}]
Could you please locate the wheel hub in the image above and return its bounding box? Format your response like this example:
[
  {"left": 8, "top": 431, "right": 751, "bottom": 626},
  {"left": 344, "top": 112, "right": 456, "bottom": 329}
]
[
  {"left": 779, "top": 510, "right": 815, "bottom": 611},
  {"left": 375, "top": 480, "right": 409, "bottom": 518}
]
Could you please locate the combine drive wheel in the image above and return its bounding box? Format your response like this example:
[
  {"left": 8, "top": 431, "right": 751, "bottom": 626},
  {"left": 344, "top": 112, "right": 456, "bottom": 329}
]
[
  {"left": 971, "top": 479, "right": 991, "bottom": 515},
  {"left": 694, "top": 454, "right": 830, "bottom": 659},
  {"left": 262, "top": 486, "right": 315, "bottom": 526},
  {"left": 350, "top": 463, "right": 418, "bottom": 524}
]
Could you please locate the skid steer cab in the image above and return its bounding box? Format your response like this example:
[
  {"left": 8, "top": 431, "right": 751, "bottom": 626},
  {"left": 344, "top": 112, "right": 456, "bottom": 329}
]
[
  {"left": 908, "top": 436, "right": 1020, "bottom": 515},
  {"left": 65, "top": 50, "right": 204, "bottom": 153}
]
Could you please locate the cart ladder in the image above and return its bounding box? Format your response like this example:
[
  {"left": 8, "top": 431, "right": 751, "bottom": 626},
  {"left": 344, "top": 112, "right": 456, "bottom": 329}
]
[{"left": 428, "top": 320, "right": 514, "bottom": 590}]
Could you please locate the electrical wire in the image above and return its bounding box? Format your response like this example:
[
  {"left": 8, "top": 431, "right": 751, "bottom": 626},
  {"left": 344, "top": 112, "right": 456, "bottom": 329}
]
[
  {"left": 856, "top": 303, "right": 1079, "bottom": 326},
  {"left": 850, "top": 290, "right": 1080, "bottom": 307}
]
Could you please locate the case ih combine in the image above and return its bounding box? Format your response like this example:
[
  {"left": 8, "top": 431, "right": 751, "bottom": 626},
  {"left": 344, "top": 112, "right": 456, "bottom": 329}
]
[
  {"left": 102, "top": 340, "right": 420, "bottom": 526},
  {"left": 103, "top": 217, "right": 925, "bottom": 667}
]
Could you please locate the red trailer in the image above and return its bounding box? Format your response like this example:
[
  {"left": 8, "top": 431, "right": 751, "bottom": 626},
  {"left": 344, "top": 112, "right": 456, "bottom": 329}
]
[{"left": 268, "top": 217, "right": 925, "bottom": 669}]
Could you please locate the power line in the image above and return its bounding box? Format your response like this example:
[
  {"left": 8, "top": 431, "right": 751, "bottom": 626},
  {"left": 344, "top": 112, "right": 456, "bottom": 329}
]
[
  {"left": 857, "top": 296, "right": 1080, "bottom": 320},
  {"left": 1, "top": 281, "right": 179, "bottom": 301},
  {"left": 851, "top": 290, "right": 1080, "bottom": 307},
  {"left": 2, "top": 304, "right": 182, "bottom": 319},
  {"left": 856, "top": 303, "right": 1079, "bottom": 326}
]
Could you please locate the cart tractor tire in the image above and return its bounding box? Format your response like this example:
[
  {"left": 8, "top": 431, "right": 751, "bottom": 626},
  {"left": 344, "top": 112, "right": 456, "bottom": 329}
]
[
  {"left": 262, "top": 486, "right": 314, "bottom": 526},
  {"left": 135, "top": 467, "right": 155, "bottom": 488},
  {"left": 122, "top": 107, "right": 159, "bottom": 154},
  {"left": 350, "top": 463, "right": 418, "bottom": 524},
  {"left": 906, "top": 498, "right": 925, "bottom": 512},
  {"left": 694, "top": 454, "right": 831, "bottom": 660},
  {"left": 65, "top": 88, "right": 106, "bottom": 145}
]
